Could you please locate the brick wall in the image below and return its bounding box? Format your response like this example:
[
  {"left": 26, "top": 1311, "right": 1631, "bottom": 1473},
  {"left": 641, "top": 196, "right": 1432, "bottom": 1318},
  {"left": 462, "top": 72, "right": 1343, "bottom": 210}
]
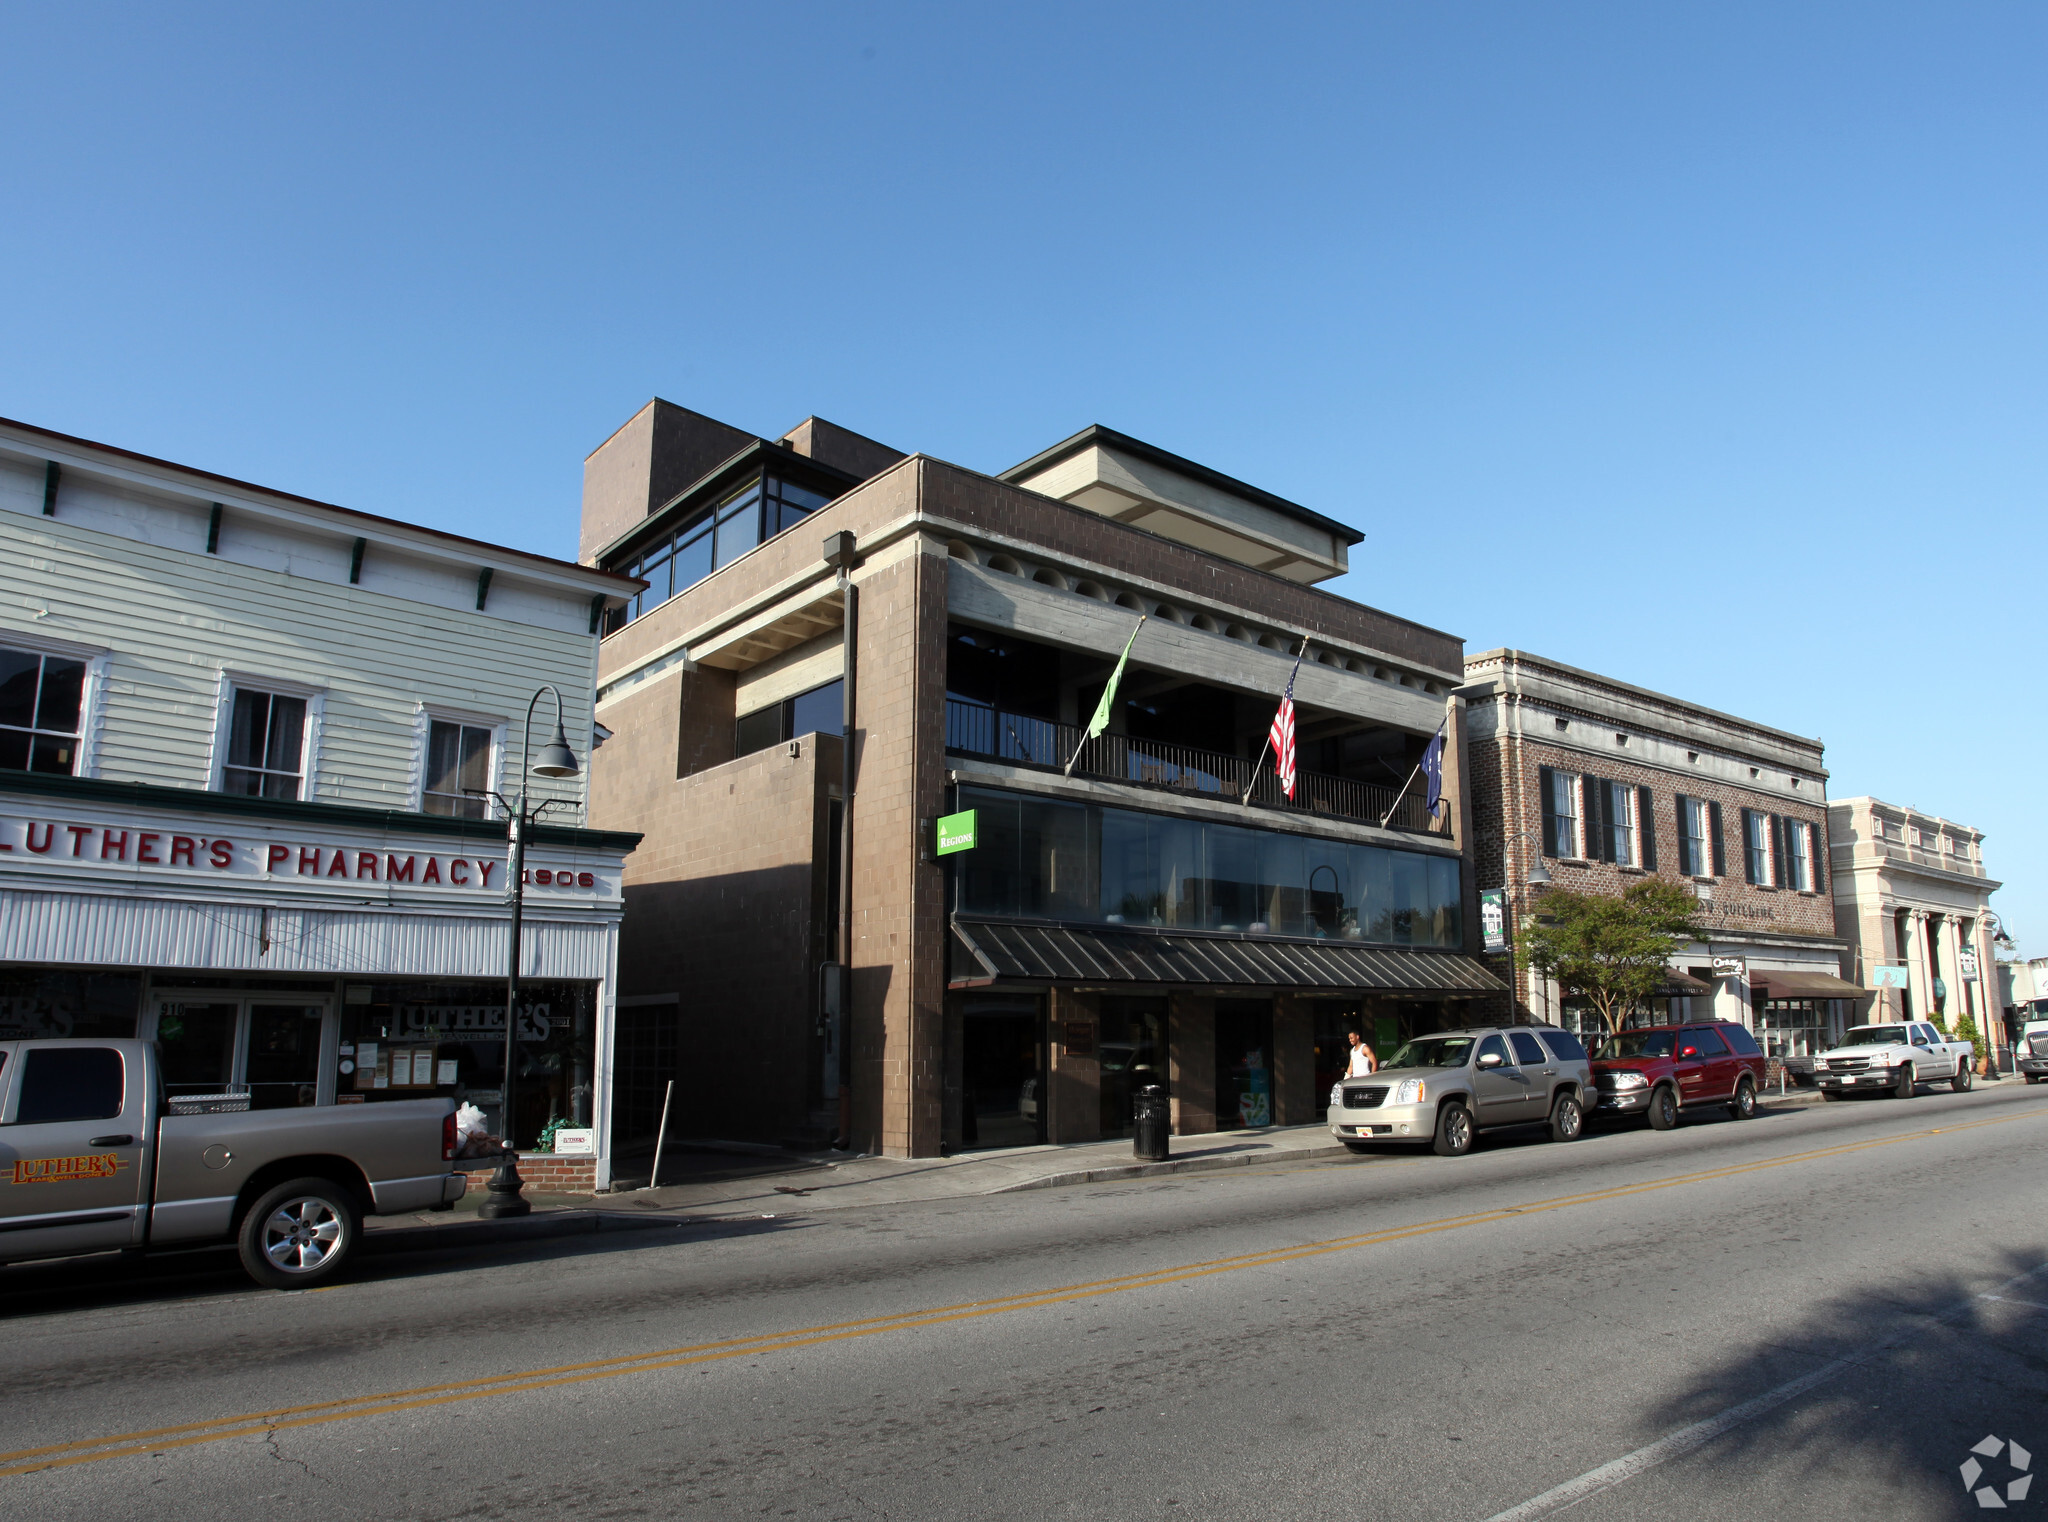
[
  {"left": 593, "top": 690, "right": 833, "bottom": 1143},
  {"left": 1169, "top": 992, "right": 1216, "bottom": 1134},
  {"left": 1468, "top": 714, "right": 1836, "bottom": 1018},
  {"left": 461, "top": 1153, "right": 597, "bottom": 1195}
]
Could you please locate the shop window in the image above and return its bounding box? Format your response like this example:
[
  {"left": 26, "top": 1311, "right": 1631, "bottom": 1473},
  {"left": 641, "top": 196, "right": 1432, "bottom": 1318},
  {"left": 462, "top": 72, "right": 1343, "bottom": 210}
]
[
  {"left": 221, "top": 686, "right": 310, "bottom": 800},
  {"left": 735, "top": 678, "right": 844, "bottom": 759},
  {"left": 0, "top": 969, "right": 143, "bottom": 1040},
  {"left": 0, "top": 646, "right": 86, "bottom": 775},
  {"left": 338, "top": 980, "right": 595, "bottom": 1151},
  {"left": 423, "top": 718, "right": 497, "bottom": 819}
]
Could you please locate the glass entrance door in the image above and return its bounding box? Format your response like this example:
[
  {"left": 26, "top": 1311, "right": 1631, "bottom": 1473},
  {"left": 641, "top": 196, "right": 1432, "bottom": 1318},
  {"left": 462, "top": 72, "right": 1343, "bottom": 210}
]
[
  {"left": 961, "top": 995, "right": 1045, "bottom": 1150},
  {"left": 148, "top": 998, "right": 334, "bottom": 1108}
]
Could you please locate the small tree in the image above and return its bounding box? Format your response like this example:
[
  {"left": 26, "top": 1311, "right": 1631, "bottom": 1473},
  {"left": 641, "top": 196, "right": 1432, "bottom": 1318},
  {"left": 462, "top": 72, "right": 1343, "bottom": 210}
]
[
  {"left": 1954, "top": 1013, "right": 1986, "bottom": 1065},
  {"left": 1518, "top": 880, "right": 1701, "bottom": 1040}
]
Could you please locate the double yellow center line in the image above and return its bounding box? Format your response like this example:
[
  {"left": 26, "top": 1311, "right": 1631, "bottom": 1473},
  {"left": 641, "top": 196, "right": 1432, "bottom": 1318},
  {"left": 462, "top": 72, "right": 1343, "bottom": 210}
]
[{"left": 3, "top": 1108, "right": 2036, "bottom": 1479}]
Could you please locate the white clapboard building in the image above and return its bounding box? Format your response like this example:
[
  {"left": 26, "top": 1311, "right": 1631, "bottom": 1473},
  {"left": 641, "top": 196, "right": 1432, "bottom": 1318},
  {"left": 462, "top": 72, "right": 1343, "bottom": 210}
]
[{"left": 0, "top": 416, "right": 642, "bottom": 1190}]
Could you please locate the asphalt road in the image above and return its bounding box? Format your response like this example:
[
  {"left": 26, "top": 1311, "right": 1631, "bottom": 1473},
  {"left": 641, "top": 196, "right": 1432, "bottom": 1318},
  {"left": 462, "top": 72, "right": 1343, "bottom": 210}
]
[{"left": 4, "top": 1082, "right": 2046, "bottom": 1522}]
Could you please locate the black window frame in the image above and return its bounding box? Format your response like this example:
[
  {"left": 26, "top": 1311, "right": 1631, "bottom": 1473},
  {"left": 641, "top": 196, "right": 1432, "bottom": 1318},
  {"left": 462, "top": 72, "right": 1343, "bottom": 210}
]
[
  {"left": 734, "top": 678, "right": 846, "bottom": 759},
  {"left": 603, "top": 464, "right": 848, "bottom": 634},
  {"left": 221, "top": 686, "right": 310, "bottom": 801},
  {"left": 422, "top": 717, "right": 497, "bottom": 820}
]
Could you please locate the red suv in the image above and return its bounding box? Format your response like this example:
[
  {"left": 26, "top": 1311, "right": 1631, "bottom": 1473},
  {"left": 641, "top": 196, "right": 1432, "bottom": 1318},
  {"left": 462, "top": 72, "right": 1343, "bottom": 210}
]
[{"left": 1590, "top": 1021, "right": 1767, "bottom": 1129}]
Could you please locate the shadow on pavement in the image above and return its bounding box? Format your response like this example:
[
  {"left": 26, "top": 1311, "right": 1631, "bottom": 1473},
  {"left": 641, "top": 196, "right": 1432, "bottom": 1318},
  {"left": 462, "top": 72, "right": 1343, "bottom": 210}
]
[
  {"left": 1625, "top": 1248, "right": 2048, "bottom": 1517},
  {"left": 0, "top": 1211, "right": 803, "bottom": 1317}
]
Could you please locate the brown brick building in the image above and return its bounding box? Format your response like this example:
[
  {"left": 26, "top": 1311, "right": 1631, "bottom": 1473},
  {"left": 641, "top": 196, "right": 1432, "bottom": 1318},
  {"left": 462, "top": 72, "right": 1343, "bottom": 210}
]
[
  {"left": 582, "top": 401, "right": 1502, "bottom": 1159},
  {"left": 1460, "top": 649, "right": 1861, "bottom": 1067}
]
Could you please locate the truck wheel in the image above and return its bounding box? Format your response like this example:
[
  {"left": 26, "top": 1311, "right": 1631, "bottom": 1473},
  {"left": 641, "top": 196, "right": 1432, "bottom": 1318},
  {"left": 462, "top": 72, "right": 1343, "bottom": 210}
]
[
  {"left": 1548, "top": 1093, "right": 1583, "bottom": 1143},
  {"left": 1893, "top": 1064, "right": 1915, "bottom": 1100},
  {"left": 1432, "top": 1102, "right": 1475, "bottom": 1157},
  {"left": 1647, "top": 1085, "right": 1680, "bottom": 1131},
  {"left": 238, "top": 1176, "right": 359, "bottom": 1290},
  {"left": 1728, "top": 1078, "right": 1758, "bottom": 1120},
  {"left": 1950, "top": 1062, "right": 1973, "bottom": 1093}
]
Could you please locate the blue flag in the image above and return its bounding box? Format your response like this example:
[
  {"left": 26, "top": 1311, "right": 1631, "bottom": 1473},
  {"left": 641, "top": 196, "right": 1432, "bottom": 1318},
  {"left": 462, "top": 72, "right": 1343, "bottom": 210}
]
[{"left": 1421, "top": 723, "right": 1446, "bottom": 814}]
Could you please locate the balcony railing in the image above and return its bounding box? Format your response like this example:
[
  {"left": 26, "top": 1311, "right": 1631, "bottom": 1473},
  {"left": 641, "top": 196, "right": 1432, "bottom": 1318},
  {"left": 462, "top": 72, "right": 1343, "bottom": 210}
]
[{"left": 944, "top": 699, "right": 1449, "bottom": 836}]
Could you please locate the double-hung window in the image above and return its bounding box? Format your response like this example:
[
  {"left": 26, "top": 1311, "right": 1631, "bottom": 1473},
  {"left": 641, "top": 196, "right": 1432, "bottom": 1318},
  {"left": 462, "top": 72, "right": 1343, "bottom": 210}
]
[
  {"left": 423, "top": 719, "right": 496, "bottom": 818},
  {"left": 0, "top": 647, "right": 86, "bottom": 775},
  {"left": 1744, "top": 809, "right": 1773, "bottom": 886},
  {"left": 1540, "top": 766, "right": 1581, "bottom": 858},
  {"left": 1678, "top": 796, "right": 1714, "bottom": 877},
  {"left": 1608, "top": 782, "right": 1636, "bottom": 866},
  {"left": 1784, "top": 819, "right": 1813, "bottom": 891},
  {"left": 221, "top": 688, "right": 309, "bottom": 800}
]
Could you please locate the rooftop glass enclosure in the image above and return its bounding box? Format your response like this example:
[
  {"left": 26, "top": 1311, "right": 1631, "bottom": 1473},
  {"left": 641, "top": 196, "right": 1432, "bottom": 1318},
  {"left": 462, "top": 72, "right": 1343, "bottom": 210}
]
[
  {"left": 954, "top": 785, "right": 1463, "bottom": 948},
  {"left": 606, "top": 473, "right": 834, "bottom": 631}
]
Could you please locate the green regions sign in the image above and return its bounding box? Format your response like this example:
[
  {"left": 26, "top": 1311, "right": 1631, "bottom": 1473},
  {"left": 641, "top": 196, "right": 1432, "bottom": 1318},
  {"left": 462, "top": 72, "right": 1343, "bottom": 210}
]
[{"left": 935, "top": 809, "right": 978, "bottom": 857}]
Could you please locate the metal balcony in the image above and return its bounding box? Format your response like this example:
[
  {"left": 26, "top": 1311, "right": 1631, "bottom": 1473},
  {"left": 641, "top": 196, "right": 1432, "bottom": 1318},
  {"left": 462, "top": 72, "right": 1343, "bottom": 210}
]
[{"left": 943, "top": 699, "right": 1449, "bottom": 837}]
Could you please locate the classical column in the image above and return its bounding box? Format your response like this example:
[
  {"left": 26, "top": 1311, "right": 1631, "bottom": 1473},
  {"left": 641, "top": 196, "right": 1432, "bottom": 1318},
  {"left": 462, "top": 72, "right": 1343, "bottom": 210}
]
[{"left": 1903, "top": 909, "right": 1931, "bottom": 1025}]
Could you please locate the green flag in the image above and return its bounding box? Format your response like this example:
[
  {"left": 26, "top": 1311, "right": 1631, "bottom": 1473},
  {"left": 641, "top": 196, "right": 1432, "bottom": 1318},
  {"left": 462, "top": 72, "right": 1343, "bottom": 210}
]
[{"left": 1067, "top": 616, "right": 1145, "bottom": 776}]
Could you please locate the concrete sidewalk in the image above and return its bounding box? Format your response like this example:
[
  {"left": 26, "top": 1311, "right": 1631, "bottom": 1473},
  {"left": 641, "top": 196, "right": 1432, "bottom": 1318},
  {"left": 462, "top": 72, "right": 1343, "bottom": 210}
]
[{"left": 362, "top": 1079, "right": 2008, "bottom": 1244}]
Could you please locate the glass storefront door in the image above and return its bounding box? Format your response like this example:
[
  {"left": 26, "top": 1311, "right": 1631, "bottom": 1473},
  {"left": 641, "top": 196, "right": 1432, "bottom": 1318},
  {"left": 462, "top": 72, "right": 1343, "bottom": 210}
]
[
  {"left": 147, "top": 997, "right": 335, "bottom": 1108},
  {"left": 961, "top": 995, "right": 1045, "bottom": 1150},
  {"left": 1098, "top": 996, "right": 1168, "bottom": 1138},
  {"left": 1215, "top": 999, "right": 1274, "bottom": 1129}
]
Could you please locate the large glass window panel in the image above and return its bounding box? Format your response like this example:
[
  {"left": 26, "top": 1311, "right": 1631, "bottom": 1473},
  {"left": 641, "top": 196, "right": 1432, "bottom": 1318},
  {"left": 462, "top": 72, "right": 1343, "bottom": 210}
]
[
  {"left": 1256, "top": 831, "right": 1306, "bottom": 935},
  {"left": 1020, "top": 798, "right": 1093, "bottom": 919},
  {"left": 1351, "top": 844, "right": 1395, "bottom": 942},
  {"left": 1428, "top": 855, "right": 1462, "bottom": 949},
  {"left": 1388, "top": 850, "right": 1427, "bottom": 944},
  {"left": 713, "top": 483, "right": 763, "bottom": 569},
  {"left": 0, "top": 649, "right": 85, "bottom": 777},
  {"left": 734, "top": 704, "right": 783, "bottom": 759},
  {"left": 638, "top": 546, "right": 673, "bottom": 610},
  {"left": 958, "top": 791, "right": 1024, "bottom": 916},
  {"left": 789, "top": 680, "right": 844, "bottom": 739},
  {"left": 953, "top": 786, "right": 1461, "bottom": 948},
  {"left": 1205, "top": 825, "right": 1258, "bottom": 931},
  {"left": 1102, "top": 810, "right": 1165, "bottom": 924},
  {"left": 672, "top": 523, "right": 714, "bottom": 592},
  {"left": 1157, "top": 816, "right": 1204, "bottom": 928}
]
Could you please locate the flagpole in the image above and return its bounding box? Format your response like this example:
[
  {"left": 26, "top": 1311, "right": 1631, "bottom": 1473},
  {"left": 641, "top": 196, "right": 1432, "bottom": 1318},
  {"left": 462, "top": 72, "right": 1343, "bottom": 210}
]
[
  {"left": 1065, "top": 615, "right": 1145, "bottom": 778},
  {"left": 1380, "top": 719, "right": 1447, "bottom": 828},
  {"left": 1243, "top": 633, "right": 1312, "bottom": 806}
]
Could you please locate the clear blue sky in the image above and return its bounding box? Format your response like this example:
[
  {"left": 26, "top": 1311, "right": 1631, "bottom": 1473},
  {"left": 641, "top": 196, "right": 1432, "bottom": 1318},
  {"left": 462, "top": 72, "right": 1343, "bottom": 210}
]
[{"left": 4, "top": 5, "right": 2042, "bottom": 954}]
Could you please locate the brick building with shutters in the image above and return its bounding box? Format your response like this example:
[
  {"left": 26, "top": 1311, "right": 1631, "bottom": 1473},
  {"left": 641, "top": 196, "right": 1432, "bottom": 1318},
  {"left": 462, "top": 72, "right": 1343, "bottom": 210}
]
[{"left": 1459, "top": 650, "right": 1860, "bottom": 1072}]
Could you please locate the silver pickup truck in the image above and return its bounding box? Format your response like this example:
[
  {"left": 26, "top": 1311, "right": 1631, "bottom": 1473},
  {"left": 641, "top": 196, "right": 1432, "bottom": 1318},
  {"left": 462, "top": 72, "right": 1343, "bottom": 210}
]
[{"left": 0, "top": 1038, "right": 465, "bottom": 1289}]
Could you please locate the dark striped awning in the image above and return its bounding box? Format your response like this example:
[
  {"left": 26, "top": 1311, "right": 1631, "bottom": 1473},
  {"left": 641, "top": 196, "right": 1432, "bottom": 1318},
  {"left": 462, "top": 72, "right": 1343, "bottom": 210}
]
[{"left": 950, "top": 917, "right": 1506, "bottom": 995}]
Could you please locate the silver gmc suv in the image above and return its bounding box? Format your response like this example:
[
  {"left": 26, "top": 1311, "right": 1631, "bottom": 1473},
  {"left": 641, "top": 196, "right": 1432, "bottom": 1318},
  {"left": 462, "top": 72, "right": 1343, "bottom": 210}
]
[{"left": 1328, "top": 1025, "right": 1599, "bottom": 1158}]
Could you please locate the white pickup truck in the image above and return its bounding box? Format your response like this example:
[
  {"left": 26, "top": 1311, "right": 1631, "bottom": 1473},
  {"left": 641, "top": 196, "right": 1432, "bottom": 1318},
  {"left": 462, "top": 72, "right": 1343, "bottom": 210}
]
[{"left": 1813, "top": 1021, "right": 1975, "bottom": 1100}]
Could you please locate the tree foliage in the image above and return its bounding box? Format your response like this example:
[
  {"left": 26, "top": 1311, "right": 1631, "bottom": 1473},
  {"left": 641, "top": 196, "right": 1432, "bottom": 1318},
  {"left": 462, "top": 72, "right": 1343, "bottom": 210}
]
[{"left": 1517, "top": 880, "right": 1701, "bottom": 1038}]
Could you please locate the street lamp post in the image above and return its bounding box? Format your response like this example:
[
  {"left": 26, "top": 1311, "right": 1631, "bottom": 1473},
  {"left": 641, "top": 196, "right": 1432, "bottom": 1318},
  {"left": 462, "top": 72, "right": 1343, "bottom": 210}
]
[{"left": 472, "top": 684, "right": 582, "bottom": 1221}]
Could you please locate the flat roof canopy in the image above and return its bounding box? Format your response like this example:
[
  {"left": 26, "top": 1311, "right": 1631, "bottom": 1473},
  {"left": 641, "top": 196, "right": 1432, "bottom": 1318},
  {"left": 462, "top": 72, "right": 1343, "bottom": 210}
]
[{"left": 951, "top": 917, "right": 1505, "bottom": 995}]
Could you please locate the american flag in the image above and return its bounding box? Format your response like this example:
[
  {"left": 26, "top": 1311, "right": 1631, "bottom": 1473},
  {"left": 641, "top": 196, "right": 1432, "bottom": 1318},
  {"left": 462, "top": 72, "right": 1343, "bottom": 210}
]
[{"left": 1269, "top": 661, "right": 1301, "bottom": 798}]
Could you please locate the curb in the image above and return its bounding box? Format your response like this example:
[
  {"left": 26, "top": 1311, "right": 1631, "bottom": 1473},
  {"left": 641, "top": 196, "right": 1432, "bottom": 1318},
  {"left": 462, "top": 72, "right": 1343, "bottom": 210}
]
[
  {"left": 987, "top": 1140, "right": 1351, "bottom": 1193},
  {"left": 362, "top": 1210, "right": 685, "bottom": 1254}
]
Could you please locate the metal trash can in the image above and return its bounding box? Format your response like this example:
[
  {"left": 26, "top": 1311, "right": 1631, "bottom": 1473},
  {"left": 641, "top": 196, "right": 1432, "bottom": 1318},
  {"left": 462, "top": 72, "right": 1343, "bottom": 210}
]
[{"left": 1132, "top": 1084, "right": 1170, "bottom": 1162}]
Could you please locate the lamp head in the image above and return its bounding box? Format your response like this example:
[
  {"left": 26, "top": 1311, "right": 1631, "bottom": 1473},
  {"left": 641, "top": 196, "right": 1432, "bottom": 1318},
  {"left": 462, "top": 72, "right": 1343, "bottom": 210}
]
[
  {"left": 531, "top": 720, "right": 580, "bottom": 779},
  {"left": 1526, "top": 861, "right": 1552, "bottom": 888}
]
